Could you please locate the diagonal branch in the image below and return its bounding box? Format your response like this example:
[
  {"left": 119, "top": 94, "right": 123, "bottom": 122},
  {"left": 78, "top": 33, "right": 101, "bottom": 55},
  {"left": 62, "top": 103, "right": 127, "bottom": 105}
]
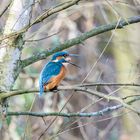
[
  {"left": 72, "top": 87, "right": 140, "bottom": 114},
  {"left": 30, "top": 0, "right": 81, "bottom": 27},
  {"left": 21, "top": 15, "right": 140, "bottom": 68},
  {"left": 0, "top": 0, "right": 12, "bottom": 18},
  {"left": 0, "top": 0, "right": 81, "bottom": 42}
]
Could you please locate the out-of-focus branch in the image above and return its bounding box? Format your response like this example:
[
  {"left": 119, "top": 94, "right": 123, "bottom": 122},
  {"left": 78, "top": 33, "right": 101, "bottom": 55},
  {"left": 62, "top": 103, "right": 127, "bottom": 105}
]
[
  {"left": 0, "top": 85, "right": 140, "bottom": 114},
  {"left": 21, "top": 15, "right": 140, "bottom": 68},
  {"left": 6, "top": 96, "right": 140, "bottom": 117},
  {"left": 24, "top": 30, "right": 61, "bottom": 42},
  {"left": 0, "top": 89, "right": 38, "bottom": 99},
  {"left": 0, "top": 0, "right": 12, "bottom": 18},
  {"left": 30, "top": 0, "right": 81, "bottom": 27},
  {"left": 0, "top": 0, "right": 81, "bottom": 41}
]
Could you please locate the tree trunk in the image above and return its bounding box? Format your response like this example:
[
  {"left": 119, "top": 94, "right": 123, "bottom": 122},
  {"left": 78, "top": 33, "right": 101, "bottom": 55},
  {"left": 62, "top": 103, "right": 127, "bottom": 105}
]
[{"left": 0, "top": 0, "right": 33, "bottom": 91}]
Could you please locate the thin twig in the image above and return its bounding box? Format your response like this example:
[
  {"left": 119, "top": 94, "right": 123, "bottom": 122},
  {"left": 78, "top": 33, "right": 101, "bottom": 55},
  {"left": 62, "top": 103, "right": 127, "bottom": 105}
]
[
  {"left": 50, "top": 111, "right": 130, "bottom": 139},
  {"left": 24, "top": 30, "right": 61, "bottom": 42},
  {"left": 23, "top": 94, "right": 37, "bottom": 140},
  {"left": 0, "top": 0, "right": 12, "bottom": 18},
  {"left": 30, "top": 0, "right": 81, "bottom": 27},
  {"left": 81, "top": 17, "right": 121, "bottom": 83},
  {"left": 38, "top": 93, "right": 75, "bottom": 140},
  {"left": 0, "top": 0, "right": 81, "bottom": 41},
  {"left": 72, "top": 87, "right": 139, "bottom": 114}
]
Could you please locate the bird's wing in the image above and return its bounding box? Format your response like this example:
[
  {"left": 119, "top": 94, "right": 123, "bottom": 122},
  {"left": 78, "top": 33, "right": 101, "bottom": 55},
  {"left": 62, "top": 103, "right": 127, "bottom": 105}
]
[
  {"left": 41, "top": 62, "right": 61, "bottom": 84},
  {"left": 39, "top": 62, "right": 61, "bottom": 95}
]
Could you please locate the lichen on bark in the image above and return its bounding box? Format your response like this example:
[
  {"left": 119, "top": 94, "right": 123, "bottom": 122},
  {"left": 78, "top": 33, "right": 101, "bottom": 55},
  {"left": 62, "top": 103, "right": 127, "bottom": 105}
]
[
  {"left": 0, "top": 35, "right": 24, "bottom": 91},
  {"left": 0, "top": 0, "right": 33, "bottom": 92}
]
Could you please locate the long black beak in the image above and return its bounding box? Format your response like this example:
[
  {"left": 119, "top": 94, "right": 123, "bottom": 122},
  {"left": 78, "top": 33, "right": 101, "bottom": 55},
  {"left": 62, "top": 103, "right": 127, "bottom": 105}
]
[{"left": 67, "top": 61, "right": 81, "bottom": 68}]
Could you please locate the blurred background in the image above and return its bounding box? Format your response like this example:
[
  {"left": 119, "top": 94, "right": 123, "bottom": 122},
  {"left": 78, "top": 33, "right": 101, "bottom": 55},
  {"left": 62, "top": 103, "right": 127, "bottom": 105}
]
[{"left": 0, "top": 0, "right": 140, "bottom": 140}]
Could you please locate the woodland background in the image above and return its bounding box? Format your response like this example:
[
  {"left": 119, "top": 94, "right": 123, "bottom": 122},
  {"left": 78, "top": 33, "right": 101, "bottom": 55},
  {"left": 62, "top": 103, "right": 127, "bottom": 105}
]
[{"left": 0, "top": 0, "right": 140, "bottom": 140}]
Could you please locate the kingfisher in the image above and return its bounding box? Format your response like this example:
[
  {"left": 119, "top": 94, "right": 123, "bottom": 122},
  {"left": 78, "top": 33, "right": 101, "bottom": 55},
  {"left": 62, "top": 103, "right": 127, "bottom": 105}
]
[{"left": 39, "top": 51, "right": 79, "bottom": 95}]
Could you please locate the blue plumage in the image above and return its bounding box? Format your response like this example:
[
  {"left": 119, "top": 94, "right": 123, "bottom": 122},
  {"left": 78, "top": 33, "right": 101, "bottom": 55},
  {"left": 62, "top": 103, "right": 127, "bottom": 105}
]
[
  {"left": 51, "top": 51, "right": 69, "bottom": 60},
  {"left": 39, "top": 59, "right": 66, "bottom": 95}
]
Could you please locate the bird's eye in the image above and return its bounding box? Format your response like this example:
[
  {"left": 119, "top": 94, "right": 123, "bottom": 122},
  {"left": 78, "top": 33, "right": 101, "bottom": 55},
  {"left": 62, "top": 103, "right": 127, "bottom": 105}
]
[{"left": 63, "top": 54, "right": 68, "bottom": 57}]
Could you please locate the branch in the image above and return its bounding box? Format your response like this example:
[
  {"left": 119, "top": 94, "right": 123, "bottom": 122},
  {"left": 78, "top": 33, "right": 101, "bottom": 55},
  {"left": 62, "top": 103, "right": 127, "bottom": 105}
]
[
  {"left": 21, "top": 15, "right": 140, "bottom": 67},
  {"left": 6, "top": 96, "right": 140, "bottom": 117},
  {"left": 77, "top": 82, "right": 140, "bottom": 87},
  {"left": 0, "top": 0, "right": 81, "bottom": 41},
  {"left": 0, "top": 0, "right": 12, "bottom": 18},
  {"left": 72, "top": 87, "right": 140, "bottom": 114},
  {"left": 30, "top": 0, "right": 81, "bottom": 27},
  {"left": 1, "top": 85, "right": 140, "bottom": 114},
  {"left": 6, "top": 105, "right": 122, "bottom": 117},
  {"left": 1, "top": 82, "right": 140, "bottom": 98}
]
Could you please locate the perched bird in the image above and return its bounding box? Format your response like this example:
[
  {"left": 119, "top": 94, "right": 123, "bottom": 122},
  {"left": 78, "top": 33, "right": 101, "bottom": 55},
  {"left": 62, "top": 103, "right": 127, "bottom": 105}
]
[{"left": 39, "top": 51, "right": 79, "bottom": 95}]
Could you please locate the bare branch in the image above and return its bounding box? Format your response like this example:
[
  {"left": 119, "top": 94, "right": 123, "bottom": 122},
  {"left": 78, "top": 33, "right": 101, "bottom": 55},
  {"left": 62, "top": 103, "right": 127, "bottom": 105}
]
[
  {"left": 0, "top": 0, "right": 81, "bottom": 41},
  {"left": 6, "top": 96, "right": 140, "bottom": 117},
  {"left": 6, "top": 105, "right": 123, "bottom": 117},
  {"left": 0, "top": 0, "right": 12, "bottom": 18},
  {"left": 77, "top": 83, "right": 140, "bottom": 87},
  {"left": 1, "top": 85, "right": 140, "bottom": 114},
  {"left": 72, "top": 87, "right": 140, "bottom": 114},
  {"left": 1, "top": 82, "right": 140, "bottom": 98},
  {"left": 21, "top": 15, "right": 140, "bottom": 68},
  {"left": 30, "top": 0, "right": 81, "bottom": 27}
]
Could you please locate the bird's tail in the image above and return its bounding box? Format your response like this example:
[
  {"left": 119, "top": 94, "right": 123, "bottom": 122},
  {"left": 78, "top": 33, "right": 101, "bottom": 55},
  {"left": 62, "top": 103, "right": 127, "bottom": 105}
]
[{"left": 39, "top": 77, "right": 44, "bottom": 96}]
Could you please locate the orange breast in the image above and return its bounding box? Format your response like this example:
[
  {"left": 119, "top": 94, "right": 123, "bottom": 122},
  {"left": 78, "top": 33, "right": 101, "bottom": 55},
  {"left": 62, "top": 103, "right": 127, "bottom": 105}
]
[{"left": 44, "top": 66, "right": 67, "bottom": 90}]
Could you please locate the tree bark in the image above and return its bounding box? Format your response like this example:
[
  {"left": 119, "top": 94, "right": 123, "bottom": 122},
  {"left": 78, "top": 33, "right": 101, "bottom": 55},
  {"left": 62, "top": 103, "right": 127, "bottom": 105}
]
[{"left": 0, "top": 0, "right": 33, "bottom": 91}]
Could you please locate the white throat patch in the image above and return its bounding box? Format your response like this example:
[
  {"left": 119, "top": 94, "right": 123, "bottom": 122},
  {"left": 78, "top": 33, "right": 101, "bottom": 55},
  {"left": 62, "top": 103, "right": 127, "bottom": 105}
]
[{"left": 52, "top": 59, "right": 59, "bottom": 62}]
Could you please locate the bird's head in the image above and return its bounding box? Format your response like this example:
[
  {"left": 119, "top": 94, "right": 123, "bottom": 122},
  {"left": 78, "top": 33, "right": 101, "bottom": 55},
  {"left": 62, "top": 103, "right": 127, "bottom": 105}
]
[{"left": 51, "top": 51, "right": 79, "bottom": 62}]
